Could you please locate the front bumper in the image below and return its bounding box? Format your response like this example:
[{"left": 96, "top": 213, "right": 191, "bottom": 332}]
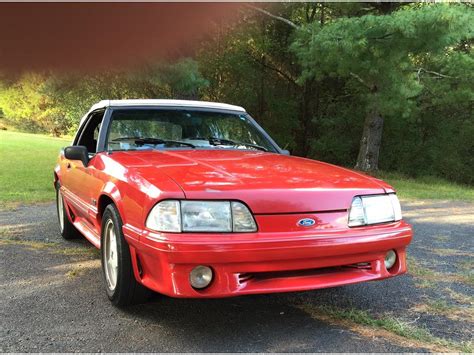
[{"left": 124, "top": 220, "right": 412, "bottom": 298}]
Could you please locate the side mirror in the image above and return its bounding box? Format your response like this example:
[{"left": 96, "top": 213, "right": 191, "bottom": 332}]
[
  {"left": 64, "top": 146, "right": 89, "bottom": 166},
  {"left": 281, "top": 149, "right": 290, "bottom": 156}
]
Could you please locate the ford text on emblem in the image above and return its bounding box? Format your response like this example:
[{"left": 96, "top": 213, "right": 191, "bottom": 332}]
[{"left": 297, "top": 218, "right": 316, "bottom": 227}]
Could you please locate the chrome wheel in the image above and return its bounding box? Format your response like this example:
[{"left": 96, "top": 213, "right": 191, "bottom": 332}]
[
  {"left": 104, "top": 219, "right": 119, "bottom": 291},
  {"left": 57, "top": 190, "right": 65, "bottom": 232}
]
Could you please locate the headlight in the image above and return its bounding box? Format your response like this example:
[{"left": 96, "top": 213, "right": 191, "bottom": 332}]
[
  {"left": 145, "top": 200, "right": 181, "bottom": 232},
  {"left": 182, "top": 201, "right": 232, "bottom": 232},
  {"left": 348, "top": 194, "right": 402, "bottom": 227},
  {"left": 146, "top": 200, "right": 257, "bottom": 233},
  {"left": 231, "top": 201, "right": 258, "bottom": 232}
]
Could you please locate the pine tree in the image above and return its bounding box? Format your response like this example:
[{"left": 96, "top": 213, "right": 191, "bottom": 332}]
[{"left": 292, "top": 4, "right": 473, "bottom": 171}]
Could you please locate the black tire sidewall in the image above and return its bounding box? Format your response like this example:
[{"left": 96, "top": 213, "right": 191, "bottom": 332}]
[
  {"left": 55, "top": 183, "right": 64, "bottom": 235},
  {"left": 55, "top": 182, "right": 78, "bottom": 239}
]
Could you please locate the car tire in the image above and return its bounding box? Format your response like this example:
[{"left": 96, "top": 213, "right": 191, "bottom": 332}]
[
  {"left": 101, "top": 204, "right": 151, "bottom": 306},
  {"left": 56, "top": 182, "right": 80, "bottom": 240}
]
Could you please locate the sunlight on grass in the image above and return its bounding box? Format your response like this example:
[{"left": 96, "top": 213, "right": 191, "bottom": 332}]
[
  {"left": 376, "top": 171, "right": 474, "bottom": 202},
  {"left": 0, "top": 130, "right": 70, "bottom": 206}
]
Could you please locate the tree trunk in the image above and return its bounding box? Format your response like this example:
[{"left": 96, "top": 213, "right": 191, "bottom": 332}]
[{"left": 355, "top": 109, "right": 384, "bottom": 172}]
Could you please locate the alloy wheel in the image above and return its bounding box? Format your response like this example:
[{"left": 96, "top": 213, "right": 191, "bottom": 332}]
[
  {"left": 104, "top": 219, "right": 119, "bottom": 291},
  {"left": 57, "top": 190, "right": 65, "bottom": 232}
]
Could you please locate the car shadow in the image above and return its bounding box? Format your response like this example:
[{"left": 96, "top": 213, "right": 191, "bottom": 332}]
[{"left": 120, "top": 288, "right": 419, "bottom": 352}]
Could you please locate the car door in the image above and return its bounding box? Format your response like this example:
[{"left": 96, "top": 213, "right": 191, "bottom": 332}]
[{"left": 61, "top": 110, "right": 106, "bottom": 229}]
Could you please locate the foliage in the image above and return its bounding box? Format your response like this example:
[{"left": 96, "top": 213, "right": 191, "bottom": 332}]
[
  {"left": 381, "top": 48, "right": 474, "bottom": 184},
  {"left": 0, "top": 73, "right": 66, "bottom": 135},
  {"left": 292, "top": 3, "right": 473, "bottom": 172},
  {"left": 161, "top": 58, "right": 209, "bottom": 99},
  {"left": 0, "top": 59, "right": 208, "bottom": 136},
  {"left": 293, "top": 4, "right": 472, "bottom": 115},
  {"left": 0, "top": 3, "right": 472, "bottom": 184}
]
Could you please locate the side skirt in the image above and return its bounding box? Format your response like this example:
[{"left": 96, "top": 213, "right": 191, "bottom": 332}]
[{"left": 73, "top": 218, "right": 101, "bottom": 249}]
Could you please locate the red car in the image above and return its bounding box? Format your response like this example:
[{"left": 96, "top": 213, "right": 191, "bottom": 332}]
[{"left": 55, "top": 99, "right": 412, "bottom": 306}]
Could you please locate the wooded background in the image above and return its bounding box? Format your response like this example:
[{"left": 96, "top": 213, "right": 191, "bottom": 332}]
[{"left": 0, "top": 3, "right": 472, "bottom": 184}]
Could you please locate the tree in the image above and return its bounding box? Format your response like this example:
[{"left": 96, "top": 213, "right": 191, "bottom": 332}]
[
  {"left": 0, "top": 73, "right": 66, "bottom": 135},
  {"left": 161, "top": 59, "right": 209, "bottom": 99},
  {"left": 292, "top": 4, "right": 473, "bottom": 171},
  {"left": 199, "top": 3, "right": 333, "bottom": 155},
  {"left": 0, "top": 58, "right": 208, "bottom": 135}
]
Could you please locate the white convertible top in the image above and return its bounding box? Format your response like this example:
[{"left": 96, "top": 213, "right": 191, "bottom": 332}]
[
  {"left": 96, "top": 99, "right": 246, "bottom": 112},
  {"left": 79, "top": 99, "right": 246, "bottom": 127}
]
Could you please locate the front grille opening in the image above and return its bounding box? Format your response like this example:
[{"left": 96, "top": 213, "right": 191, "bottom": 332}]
[
  {"left": 238, "top": 273, "right": 254, "bottom": 284},
  {"left": 237, "top": 262, "right": 372, "bottom": 283},
  {"left": 343, "top": 262, "right": 372, "bottom": 270}
]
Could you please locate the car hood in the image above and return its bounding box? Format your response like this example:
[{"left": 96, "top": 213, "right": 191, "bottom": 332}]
[{"left": 113, "top": 150, "right": 390, "bottom": 214}]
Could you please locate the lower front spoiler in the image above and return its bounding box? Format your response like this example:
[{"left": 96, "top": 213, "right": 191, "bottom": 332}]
[
  {"left": 226, "top": 251, "right": 406, "bottom": 296},
  {"left": 125, "top": 225, "right": 412, "bottom": 298}
]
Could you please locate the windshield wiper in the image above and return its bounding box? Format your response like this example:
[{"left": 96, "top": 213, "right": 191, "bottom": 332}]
[
  {"left": 134, "top": 138, "right": 195, "bottom": 148},
  {"left": 113, "top": 136, "right": 195, "bottom": 148},
  {"left": 112, "top": 136, "right": 140, "bottom": 141},
  {"left": 208, "top": 137, "right": 267, "bottom": 152}
]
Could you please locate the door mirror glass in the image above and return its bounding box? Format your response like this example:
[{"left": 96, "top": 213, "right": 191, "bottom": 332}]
[{"left": 64, "top": 146, "right": 89, "bottom": 166}]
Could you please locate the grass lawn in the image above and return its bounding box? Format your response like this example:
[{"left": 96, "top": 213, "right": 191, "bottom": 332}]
[
  {"left": 376, "top": 171, "right": 474, "bottom": 202},
  {"left": 0, "top": 130, "right": 473, "bottom": 207},
  {"left": 0, "top": 130, "right": 70, "bottom": 208}
]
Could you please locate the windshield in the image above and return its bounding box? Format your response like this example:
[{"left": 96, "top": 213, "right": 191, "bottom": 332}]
[{"left": 106, "top": 109, "right": 277, "bottom": 152}]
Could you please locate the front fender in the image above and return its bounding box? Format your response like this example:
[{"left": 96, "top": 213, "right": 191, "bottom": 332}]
[{"left": 99, "top": 181, "right": 127, "bottom": 224}]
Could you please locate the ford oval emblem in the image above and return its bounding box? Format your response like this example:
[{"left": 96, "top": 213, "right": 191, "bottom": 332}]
[{"left": 297, "top": 218, "right": 316, "bottom": 227}]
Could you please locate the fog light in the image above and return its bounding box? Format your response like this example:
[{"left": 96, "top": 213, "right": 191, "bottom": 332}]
[
  {"left": 385, "top": 250, "right": 397, "bottom": 270},
  {"left": 190, "top": 265, "right": 213, "bottom": 289}
]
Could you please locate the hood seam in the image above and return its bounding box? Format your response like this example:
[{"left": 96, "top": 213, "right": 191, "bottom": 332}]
[{"left": 163, "top": 173, "right": 188, "bottom": 199}]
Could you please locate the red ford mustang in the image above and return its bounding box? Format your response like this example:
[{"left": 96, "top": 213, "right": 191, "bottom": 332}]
[{"left": 54, "top": 99, "right": 412, "bottom": 306}]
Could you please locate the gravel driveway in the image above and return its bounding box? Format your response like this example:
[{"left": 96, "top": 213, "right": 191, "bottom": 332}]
[{"left": 1, "top": 199, "right": 472, "bottom": 352}]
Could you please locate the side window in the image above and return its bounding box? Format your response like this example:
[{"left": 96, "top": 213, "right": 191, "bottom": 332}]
[{"left": 76, "top": 111, "right": 104, "bottom": 154}]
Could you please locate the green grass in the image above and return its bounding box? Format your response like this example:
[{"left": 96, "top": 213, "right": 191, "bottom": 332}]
[
  {"left": 376, "top": 171, "right": 474, "bottom": 202},
  {"left": 0, "top": 130, "right": 69, "bottom": 207}
]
